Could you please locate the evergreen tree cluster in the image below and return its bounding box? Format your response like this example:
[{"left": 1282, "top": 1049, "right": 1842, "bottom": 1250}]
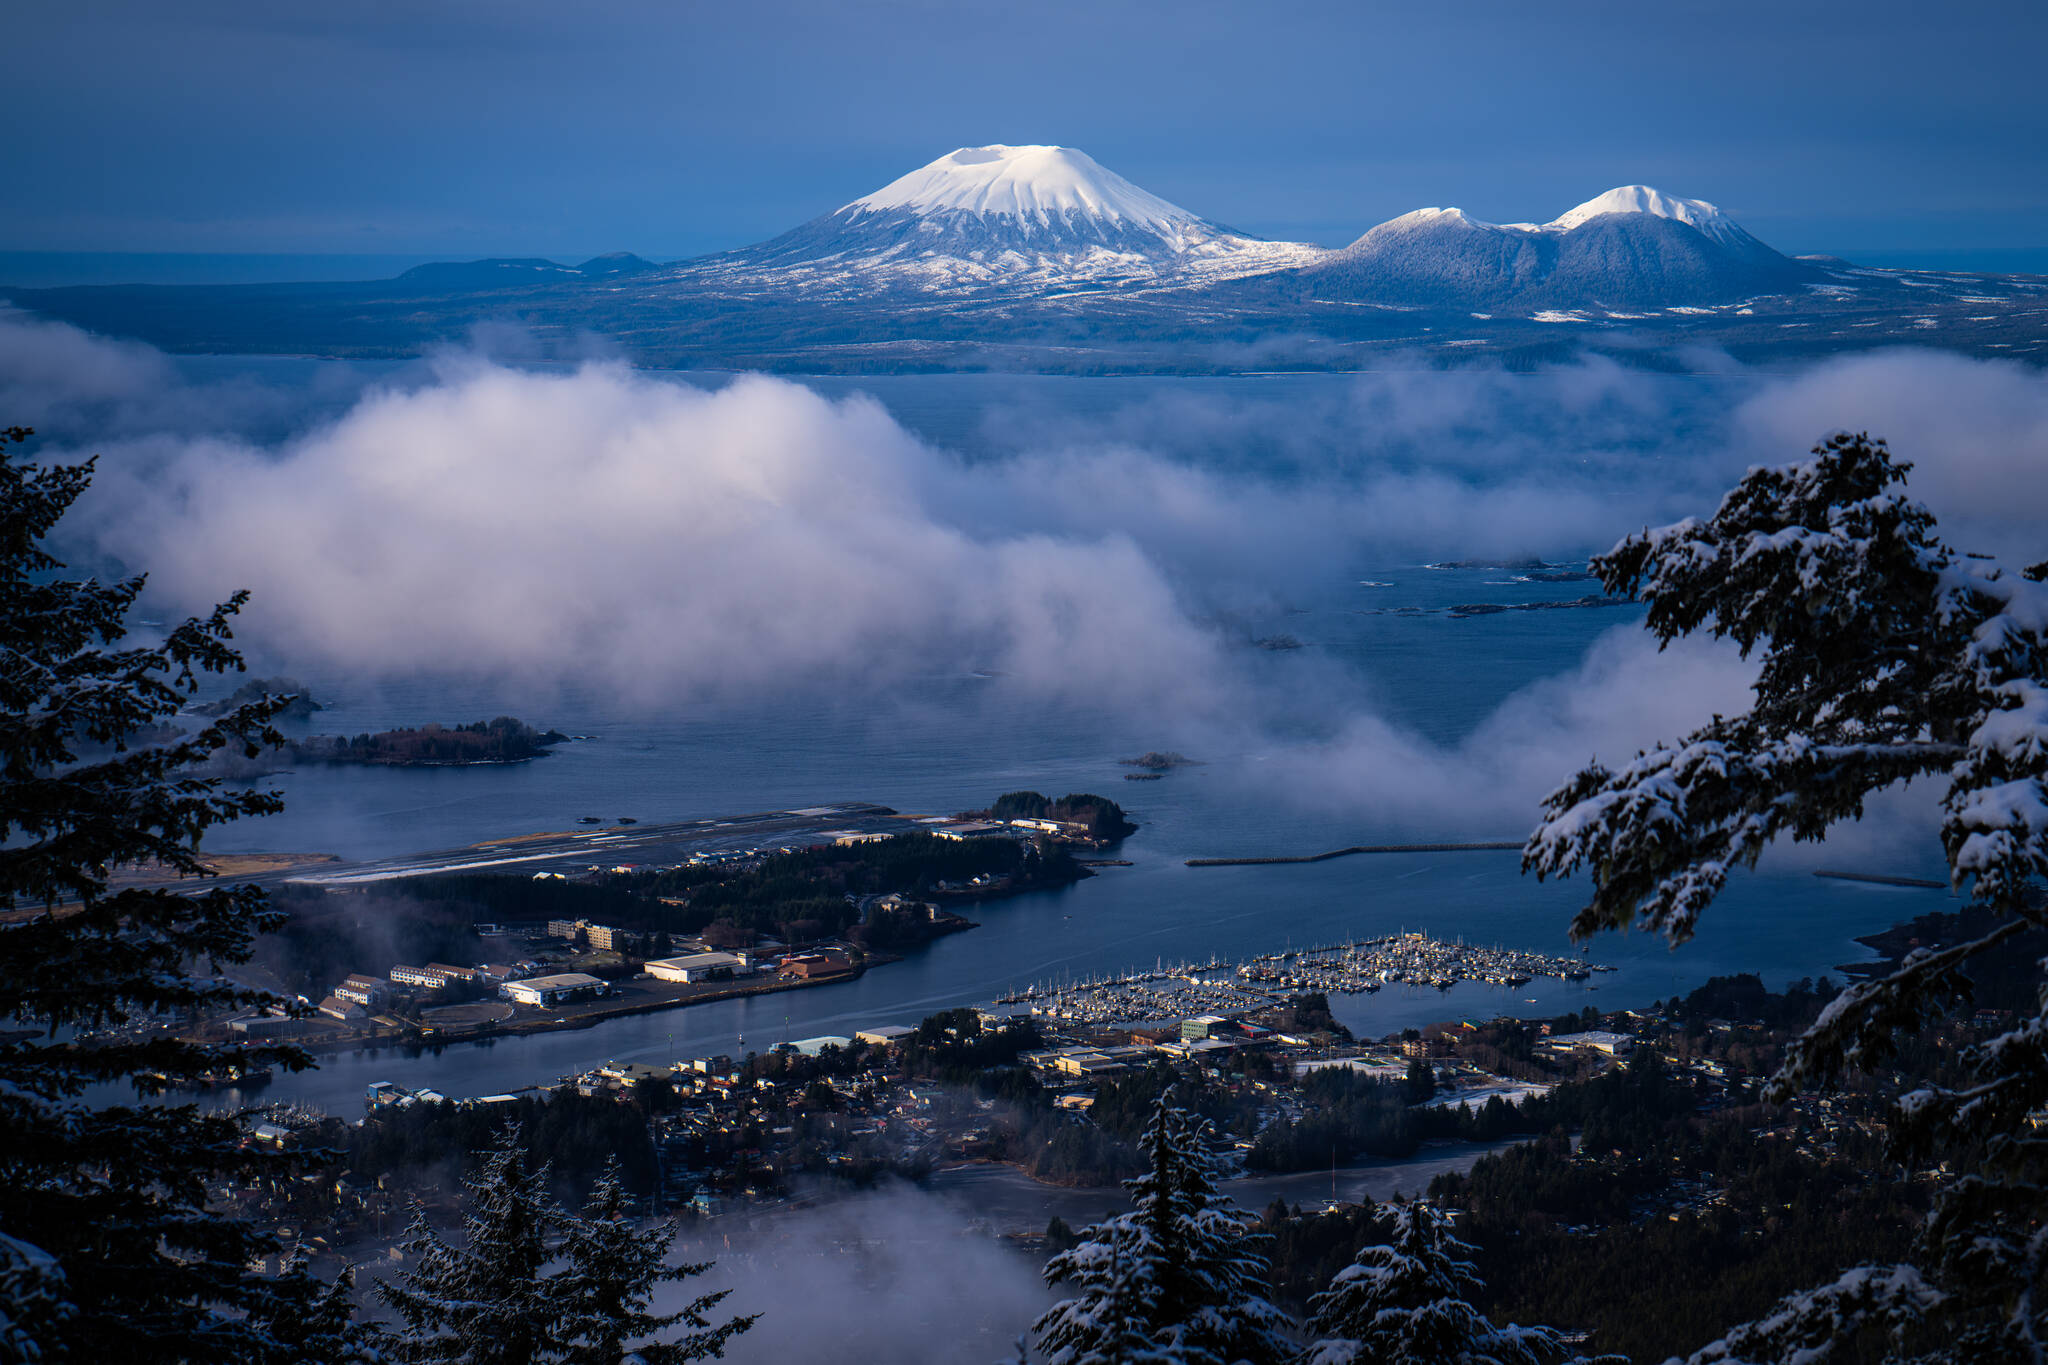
[
  {"left": 0, "top": 428, "right": 345, "bottom": 1361},
  {"left": 1036, "top": 1088, "right": 1293, "bottom": 1365},
  {"left": 1526, "top": 433, "right": 2048, "bottom": 1360},
  {"left": 0, "top": 432, "right": 750, "bottom": 1363},
  {"left": 380, "top": 1127, "right": 753, "bottom": 1364},
  {"left": 1035, "top": 1088, "right": 1611, "bottom": 1365}
]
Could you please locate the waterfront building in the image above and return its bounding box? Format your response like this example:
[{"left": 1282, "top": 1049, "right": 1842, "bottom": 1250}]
[
  {"left": 501, "top": 972, "right": 606, "bottom": 1008},
  {"left": 779, "top": 951, "right": 853, "bottom": 979},
  {"left": 854, "top": 1025, "right": 916, "bottom": 1047},
  {"left": 645, "top": 952, "right": 753, "bottom": 984},
  {"left": 929, "top": 820, "right": 1012, "bottom": 841}
]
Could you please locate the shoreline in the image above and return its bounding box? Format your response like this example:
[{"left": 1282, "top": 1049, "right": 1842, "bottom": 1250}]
[{"left": 292, "top": 955, "right": 899, "bottom": 1058}]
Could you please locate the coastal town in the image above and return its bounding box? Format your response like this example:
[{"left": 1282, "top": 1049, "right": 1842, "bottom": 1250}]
[{"left": 209, "top": 955, "right": 1944, "bottom": 1365}]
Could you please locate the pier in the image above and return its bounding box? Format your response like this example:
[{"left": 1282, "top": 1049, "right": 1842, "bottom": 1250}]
[{"left": 1186, "top": 841, "right": 1525, "bottom": 867}]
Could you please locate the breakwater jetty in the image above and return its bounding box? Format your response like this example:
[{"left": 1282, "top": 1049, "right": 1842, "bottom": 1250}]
[
  {"left": 1813, "top": 869, "right": 1950, "bottom": 891},
  {"left": 1186, "top": 841, "right": 1524, "bottom": 868}
]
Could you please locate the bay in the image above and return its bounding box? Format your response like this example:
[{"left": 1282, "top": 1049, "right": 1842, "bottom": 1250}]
[{"left": 122, "top": 365, "right": 1949, "bottom": 1115}]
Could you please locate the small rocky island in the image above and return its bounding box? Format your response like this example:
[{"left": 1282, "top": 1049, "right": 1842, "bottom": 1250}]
[
  {"left": 191, "top": 676, "right": 325, "bottom": 721},
  {"left": 1120, "top": 751, "right": 1201, "bottom": 771}
]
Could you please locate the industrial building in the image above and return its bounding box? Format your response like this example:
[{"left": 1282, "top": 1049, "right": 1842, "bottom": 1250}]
[
  {"left": 501, "top": 972, "right": 606, "bottom": 1008},
  {"left": 928, "top": 820, "right": 1011, "bottom": 841},
  {"left": 854, "top": 1025, "right": 916, "bottom": 1047},
  {"left": 644, "top": 952, "right": 754, "bottom": 984},
  {"left": 1543, "top": 1029, "right": 1636, "bottom": 1057},
  {"left": 779, "top": 951, "right": 853, "bottom": 980}
]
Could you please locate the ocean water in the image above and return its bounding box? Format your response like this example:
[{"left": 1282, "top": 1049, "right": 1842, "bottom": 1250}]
[{"left": 135, "top": 364, "right": 1954, "bottom": 1114}]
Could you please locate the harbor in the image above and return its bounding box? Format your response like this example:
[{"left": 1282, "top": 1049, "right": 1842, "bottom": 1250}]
[{"left": 991, "top": 931, "right": 1614, "bottom": 1026}]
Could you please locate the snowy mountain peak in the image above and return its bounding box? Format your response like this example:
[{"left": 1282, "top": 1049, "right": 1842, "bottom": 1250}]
[
  {"left": 845, "top": 144, "right": 1200, "bottom": 232},
  {"left": 694, "top": 143, "right": 1327, "bottom": 295},
  {"left": 1546, "top": 185, "right": 1744, "bottom": 245}
]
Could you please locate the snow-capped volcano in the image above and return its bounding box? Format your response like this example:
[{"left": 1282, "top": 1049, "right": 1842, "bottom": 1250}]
[
  {"left": 847, "top": 145, "right": 1196, "bottom": 235},
  {"left": 692, "top": 144, "right": 1324, "bottom": 295},
  {"left": 1301, "top": 184, "right": 1807, "bottom": 309}
]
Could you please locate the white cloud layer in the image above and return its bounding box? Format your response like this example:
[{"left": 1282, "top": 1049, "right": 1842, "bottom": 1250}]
[{"left": 12, "top": 315, "right": 2044, "bottom": 831}]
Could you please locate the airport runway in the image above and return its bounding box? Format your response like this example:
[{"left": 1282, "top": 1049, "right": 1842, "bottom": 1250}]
[{"left": 222, "top": 801, "right": 905, "bottom": 889}]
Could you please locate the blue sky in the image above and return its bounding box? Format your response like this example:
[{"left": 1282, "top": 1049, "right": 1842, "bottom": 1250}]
[{"left": 10, "top": 0, "right": 2045, "bottom": 271}]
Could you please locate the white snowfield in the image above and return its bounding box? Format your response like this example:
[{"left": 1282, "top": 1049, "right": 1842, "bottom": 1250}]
[
  {"left": 682, "top": 143, "right": 1327, "bottom": 297},
  {"left": 1373, "top": 186, "right": 1748, "bottom": 244},
  {"left": 1545, "top": 185, "right": 1749, "bottom": 245},
  {"left": 847, "top": 144, "right": 1199, "bottom": 234}
]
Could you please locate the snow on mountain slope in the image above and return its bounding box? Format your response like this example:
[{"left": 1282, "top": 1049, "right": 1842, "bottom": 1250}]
[
  {"left": 848, "top": 145, "right": 1195, "bottom": 235},
  {"left": 1545, "top": 185, "right": 1747, "bottom": 245},
  {"left": 1303, "top": 185, "right": 1810, "bottom": 309},
  {"left": 682, "top": 144, "right": 1326, "bottom": 297}
]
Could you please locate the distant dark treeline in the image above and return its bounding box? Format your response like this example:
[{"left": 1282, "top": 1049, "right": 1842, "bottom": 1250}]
[
  {"left": 985, "top": 791, "right": 1137, "bottom": 840},
  {"left": 347, "top": 1090, "right": 658, "bottom": 1198},
  {"left": 292, "top": 716, "right": 566, "bottom": 766},
  {"left": 611, "top": 832, "right": 1086, "bottom": 944}
]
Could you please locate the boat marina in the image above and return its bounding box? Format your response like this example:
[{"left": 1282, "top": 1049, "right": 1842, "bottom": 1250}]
[{"left": 992, "top": 931, "right": 1613, "bottom": 1026}]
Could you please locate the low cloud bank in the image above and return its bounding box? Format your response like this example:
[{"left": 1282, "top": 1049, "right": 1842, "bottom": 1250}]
[
  {"left": 666, "top": 1186, "right": 1050, "bottom": 1365},
  {"left": 13, "top": 315, "right": 2044, "bottom": 831}
]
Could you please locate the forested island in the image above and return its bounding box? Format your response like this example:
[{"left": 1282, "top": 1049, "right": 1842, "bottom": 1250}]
[
  {"left": 289, "top": 716, "right": 568, "bottom": 766},
  {"left": 980, "top": 790, "right": 1139, "bottom": 841}
]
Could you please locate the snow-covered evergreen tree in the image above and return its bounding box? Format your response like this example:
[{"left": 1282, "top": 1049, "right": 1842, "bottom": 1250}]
[
  {"left": 1524, "top": 432, "right": 2048, "bottom": 1360},
  {"left": 1036, "top": 1087, "right": 1293, "bottom": 1365},
  {"left": 270, "top": 1259, "right": 387, "bottom": 1365},
  {"left": 0, "top": 427, "right": 373, "bottom": 1360},
  {"left": 379, "top": 1125, "right": 568, "bottom": 1364},
  {"left": 555, "top": 1159, "right": 754, "bottom": 1363},
  {"left": 1301, "top": 1203, "right": 1595, "bottom": 1365}
]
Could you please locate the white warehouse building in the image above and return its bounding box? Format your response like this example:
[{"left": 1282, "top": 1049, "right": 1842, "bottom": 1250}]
[
  {"left": 501, "top": 972, "right": 606, "bottom": 1008},
  {"left": 644, "top": 952, "right": 755, "bottom": 984}
]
